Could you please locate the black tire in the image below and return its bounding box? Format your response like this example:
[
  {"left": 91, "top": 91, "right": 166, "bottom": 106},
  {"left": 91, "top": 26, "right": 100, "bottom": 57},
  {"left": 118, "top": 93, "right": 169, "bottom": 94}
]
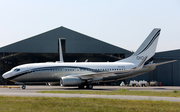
[
  {"left": 86, "top": 84, "right": 93, "bottom": 89},
  {"left": 22, "top": 85, "right": 26, "bottom": 90}
]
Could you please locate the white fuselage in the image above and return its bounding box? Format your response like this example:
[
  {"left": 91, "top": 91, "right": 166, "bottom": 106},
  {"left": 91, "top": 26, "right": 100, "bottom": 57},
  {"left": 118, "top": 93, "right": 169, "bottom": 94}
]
[{"left": 3, "top": 62, "right": 143, "bottom": 83}]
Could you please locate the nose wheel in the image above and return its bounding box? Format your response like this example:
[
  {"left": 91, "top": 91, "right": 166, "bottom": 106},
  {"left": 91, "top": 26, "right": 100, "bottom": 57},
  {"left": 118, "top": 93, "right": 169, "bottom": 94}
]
[{"left": 22, "top": 85, "right": 26, "bottom": 90}]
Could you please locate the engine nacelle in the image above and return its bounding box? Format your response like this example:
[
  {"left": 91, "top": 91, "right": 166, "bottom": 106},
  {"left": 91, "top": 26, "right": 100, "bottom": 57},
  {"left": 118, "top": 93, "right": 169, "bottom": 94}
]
[{"left": 60, "top": 76, "right": 82, "bottom": 86}]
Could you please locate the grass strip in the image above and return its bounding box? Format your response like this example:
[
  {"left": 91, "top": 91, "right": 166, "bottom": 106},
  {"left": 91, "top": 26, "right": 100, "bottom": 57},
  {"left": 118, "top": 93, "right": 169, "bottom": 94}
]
[
  {"left": 0, "top": 96, "right": 180, "bottom": 112},
  {"left": 37, "top": 89, "right": 180, "bottom": 97}
]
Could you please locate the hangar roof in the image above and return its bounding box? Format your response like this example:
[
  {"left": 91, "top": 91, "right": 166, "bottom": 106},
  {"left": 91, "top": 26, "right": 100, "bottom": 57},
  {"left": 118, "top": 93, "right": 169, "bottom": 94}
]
[
  {"left": 155, "top": 49, "right": 180, "bottom": 57},
  {"left": 0, "top": 26, "right": 131, "bottom": 54},
  {"left": 155, "top": 49, "right": 180, "bottom": 60}
]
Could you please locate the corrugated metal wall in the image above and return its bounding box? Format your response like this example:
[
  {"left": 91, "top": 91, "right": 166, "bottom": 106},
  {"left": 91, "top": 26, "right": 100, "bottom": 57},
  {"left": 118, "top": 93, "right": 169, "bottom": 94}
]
[{"left": 126, "top": 50, "right": 180, "bottom": 86}]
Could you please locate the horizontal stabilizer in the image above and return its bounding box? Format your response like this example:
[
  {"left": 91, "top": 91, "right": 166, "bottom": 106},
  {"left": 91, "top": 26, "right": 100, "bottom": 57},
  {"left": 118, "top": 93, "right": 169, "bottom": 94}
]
[{"left": 145, "top": 60, "right": 177, "bottom": 67}]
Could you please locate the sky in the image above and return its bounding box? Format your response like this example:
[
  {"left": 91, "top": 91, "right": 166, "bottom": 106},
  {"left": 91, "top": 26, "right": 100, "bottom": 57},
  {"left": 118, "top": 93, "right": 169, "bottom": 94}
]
[{"left": 0, "top": 0, "right": 180, "bottom": 52}]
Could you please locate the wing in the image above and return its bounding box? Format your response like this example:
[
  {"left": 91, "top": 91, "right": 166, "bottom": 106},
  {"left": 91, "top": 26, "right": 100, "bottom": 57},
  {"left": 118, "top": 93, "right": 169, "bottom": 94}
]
[
  {"left": 74, "top": 59, "right": 176, "bottom": 81},
  {"left": 72, "top": 56, "right": 148, "bottom": 81},
  {"left": 78, "top": 69, "right": 133, "bottom": 80}
]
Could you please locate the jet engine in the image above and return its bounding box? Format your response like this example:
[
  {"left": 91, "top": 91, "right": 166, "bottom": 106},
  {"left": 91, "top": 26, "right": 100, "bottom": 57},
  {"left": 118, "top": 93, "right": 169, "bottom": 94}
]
[{"left": 60, "top": 76, "right": 83, "bottom": 86}]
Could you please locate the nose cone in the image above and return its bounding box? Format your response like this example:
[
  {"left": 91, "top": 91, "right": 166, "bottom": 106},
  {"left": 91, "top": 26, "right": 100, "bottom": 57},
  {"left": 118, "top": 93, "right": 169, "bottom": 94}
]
[{"left": 2, "top": 72, "right": 11, "bottom": 79}]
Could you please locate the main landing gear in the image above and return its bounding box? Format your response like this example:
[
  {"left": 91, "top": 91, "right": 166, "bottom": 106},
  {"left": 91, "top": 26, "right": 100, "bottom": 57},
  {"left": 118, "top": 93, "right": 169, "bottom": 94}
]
[
  {"left": 78, "top": 84, "right": 93, "bottom": 89},
  {"left": 86, "top": 84, "right": 93, "bottom": 89}
]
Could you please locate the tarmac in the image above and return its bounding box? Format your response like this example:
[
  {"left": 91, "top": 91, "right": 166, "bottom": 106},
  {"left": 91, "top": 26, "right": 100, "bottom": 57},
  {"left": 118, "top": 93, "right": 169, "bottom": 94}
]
[{"left": 0, "top": 85, "right": 180, "bottom": 102}]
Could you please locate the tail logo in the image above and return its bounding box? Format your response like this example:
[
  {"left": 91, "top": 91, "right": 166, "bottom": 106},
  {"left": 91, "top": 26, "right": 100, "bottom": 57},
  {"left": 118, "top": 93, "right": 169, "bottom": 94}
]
[{"left": 136, "top": 56, "right": 144, "bottom": 60}]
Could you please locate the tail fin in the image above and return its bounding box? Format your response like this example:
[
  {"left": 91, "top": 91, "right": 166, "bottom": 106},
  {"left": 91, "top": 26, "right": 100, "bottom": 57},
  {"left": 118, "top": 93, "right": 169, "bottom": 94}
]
[{"left": 117, "top": 28, "right": 161, "bottom": 64}]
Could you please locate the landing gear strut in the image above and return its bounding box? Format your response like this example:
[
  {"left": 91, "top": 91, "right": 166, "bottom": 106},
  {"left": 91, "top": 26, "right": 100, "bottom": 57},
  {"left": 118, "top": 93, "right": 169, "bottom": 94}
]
[
  {"left": 78, "top": 84, "right": 93, "bottom": 89},
  {"left": 78, "top": 85, "right": 85, "bottom": 89}
]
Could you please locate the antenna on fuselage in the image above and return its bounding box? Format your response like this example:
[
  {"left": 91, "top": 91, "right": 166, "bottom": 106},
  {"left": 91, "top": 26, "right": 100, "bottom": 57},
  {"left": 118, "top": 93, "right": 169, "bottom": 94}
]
[
  {"left": 85, "top": 59, "right": 88, "bottom": 62},
  {"left": 58, "top": 38, "right": 64, "bottom": 63}
]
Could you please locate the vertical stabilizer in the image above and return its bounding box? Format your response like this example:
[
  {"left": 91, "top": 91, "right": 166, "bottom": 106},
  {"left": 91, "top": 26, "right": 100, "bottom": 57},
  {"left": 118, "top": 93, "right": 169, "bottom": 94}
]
[{"left": 116, "top": 28, "right": 161, "bottom": 65}]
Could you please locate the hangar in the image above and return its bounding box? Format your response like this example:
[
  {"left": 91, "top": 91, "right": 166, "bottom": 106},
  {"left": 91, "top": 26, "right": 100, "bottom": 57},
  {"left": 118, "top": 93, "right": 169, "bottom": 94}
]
[
  {"left": 0, "top": 26, "right": 179, "bottom": 86},
  {"left": 0, "top": 26, "right": 132, "bottom": 84}
]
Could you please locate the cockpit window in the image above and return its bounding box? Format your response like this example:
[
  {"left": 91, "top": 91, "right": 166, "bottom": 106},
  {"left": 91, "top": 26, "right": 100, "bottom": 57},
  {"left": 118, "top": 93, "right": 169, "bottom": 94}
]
[{"left": 14, "top": 69, "right": 20, "bottom": 72}]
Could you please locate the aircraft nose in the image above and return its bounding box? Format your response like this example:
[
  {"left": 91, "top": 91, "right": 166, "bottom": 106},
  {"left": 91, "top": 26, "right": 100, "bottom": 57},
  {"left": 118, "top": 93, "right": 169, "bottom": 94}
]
[{"left": 2, "top": 72, "right": 11, "bottom": 79}]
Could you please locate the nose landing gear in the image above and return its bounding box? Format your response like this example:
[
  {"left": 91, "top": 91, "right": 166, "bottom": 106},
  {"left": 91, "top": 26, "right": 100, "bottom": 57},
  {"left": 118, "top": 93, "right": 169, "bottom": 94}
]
[{"left": 22, "top": 85, "right": 26, "bottom": 90}]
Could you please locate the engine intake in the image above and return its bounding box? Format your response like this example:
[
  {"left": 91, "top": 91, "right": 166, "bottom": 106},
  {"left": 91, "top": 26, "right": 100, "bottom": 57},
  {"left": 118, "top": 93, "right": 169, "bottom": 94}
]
[{"left": 60, "top": 76, "right": 82, "bottom": 86}]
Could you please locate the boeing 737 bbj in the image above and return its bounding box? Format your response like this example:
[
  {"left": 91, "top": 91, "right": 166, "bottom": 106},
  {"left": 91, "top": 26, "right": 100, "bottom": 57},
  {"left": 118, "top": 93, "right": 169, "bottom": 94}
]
[{"left": 2, "top": 28, "right": 175, "bottom": 89}]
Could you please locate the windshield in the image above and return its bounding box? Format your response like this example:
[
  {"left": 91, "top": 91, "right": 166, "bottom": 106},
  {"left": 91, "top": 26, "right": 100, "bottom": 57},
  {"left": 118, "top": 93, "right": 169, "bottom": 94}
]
[{"left": 13, "top": 68, "right": 20, "bottom": 72}]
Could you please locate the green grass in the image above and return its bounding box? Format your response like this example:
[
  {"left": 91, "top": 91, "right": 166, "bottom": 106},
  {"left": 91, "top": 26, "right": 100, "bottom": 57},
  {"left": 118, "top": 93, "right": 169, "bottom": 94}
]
[
  {"left": 0, "top": 96, "right": 180, "bottom": 112},
  {"left": 37, "top": 89, "right": 180, "bottom": 97}
]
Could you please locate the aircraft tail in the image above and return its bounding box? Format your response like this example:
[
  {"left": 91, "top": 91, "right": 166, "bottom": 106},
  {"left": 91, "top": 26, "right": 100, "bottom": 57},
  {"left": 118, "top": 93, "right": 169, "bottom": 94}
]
[{"left": 116, "top": 28, "right": 161, "bottom": 65}]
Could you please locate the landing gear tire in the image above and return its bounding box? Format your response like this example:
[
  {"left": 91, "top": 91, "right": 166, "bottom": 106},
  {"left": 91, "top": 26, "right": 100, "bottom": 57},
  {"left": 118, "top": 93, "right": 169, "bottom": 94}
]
[
  {"left": 78, "top": 85, "right": 84, "bottom": 89},
  {"left": 22, "top": 85, "right": 26, "bottom": 90},
  {"left": 86, "top": 84, "right": 93, "bottom": 89}
]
